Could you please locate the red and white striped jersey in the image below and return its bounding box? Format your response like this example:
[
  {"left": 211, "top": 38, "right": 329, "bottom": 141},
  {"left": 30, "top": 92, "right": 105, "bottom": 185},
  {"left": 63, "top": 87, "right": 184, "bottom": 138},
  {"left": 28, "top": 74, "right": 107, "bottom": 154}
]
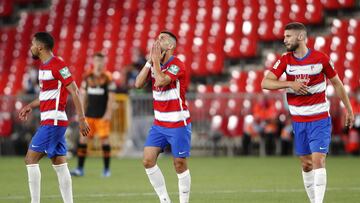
[
  {"left": 150, "top": 56, "right": 191, "bottom": 128},
  {"left": 38, "top": 56, "right": 73, "bottom": 126},
  {"left": 271, "top": 49, "right": 337, "bottom": 122}
]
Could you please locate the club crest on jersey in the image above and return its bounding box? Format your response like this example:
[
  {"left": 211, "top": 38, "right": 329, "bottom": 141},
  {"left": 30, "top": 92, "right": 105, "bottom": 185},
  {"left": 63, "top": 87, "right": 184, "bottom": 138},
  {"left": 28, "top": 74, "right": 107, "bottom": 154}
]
[
  {"left": 59, "top": 67, "right": 71, "bottom": 79},
  {"left": 273, "top": 60, "right": 281, "bottom": 70},
  {"left": 168, "top": 65, "right": 180, "bottom": 75}
]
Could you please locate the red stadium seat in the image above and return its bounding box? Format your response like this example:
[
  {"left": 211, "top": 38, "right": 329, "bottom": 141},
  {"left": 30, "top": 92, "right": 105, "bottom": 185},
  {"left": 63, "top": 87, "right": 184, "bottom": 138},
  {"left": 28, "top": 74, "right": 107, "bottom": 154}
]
[
  {"left": 0, "top": 0, "right": 13, "bottom": 17},
  {"left": 227, "top": 115, "right": 244, "bottom": 137},
  {"left": 0, "top": 0, "right": 359, "bottom": 94}
]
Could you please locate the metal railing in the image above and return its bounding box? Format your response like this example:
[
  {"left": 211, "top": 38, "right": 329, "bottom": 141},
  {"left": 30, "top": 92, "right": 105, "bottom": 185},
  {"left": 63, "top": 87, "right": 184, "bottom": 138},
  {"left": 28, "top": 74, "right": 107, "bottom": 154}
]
[{"left": 0, "top": 92, "right": 356, "bottom": 157}]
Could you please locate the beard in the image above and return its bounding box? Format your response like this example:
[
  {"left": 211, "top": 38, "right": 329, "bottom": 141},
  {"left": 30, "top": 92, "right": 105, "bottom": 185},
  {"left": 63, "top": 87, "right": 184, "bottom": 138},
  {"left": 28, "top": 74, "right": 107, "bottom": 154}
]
[
  {"left": 31, "top": 50, "right": 39, "bottom": 60},
  {"left": 286, "top": 43, "right": 299, "bottom": 52}
]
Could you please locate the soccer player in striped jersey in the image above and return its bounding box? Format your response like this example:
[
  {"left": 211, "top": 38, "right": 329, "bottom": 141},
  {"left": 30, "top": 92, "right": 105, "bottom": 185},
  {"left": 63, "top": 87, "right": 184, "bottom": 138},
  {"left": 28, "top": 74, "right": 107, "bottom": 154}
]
[
  {"left": 19, "top": 32, "right": 90, "bottom": 203},
  {"left": 135, "top": 31, "right": 191, "bottom": 203},
  {"left": 262, "top": 22, "right": 354, "bottom": 203}
]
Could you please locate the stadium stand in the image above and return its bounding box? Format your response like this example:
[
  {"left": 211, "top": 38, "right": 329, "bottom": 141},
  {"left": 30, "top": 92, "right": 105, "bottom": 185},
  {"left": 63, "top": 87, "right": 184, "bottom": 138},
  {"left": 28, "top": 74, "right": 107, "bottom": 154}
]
[{"left": 0, "top": 0, "right": 360, "bottom": 155}]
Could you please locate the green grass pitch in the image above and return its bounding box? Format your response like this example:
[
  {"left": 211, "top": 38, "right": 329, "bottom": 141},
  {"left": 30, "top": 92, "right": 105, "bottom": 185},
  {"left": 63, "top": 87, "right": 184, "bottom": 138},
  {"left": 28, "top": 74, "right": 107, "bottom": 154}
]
[{"left": 0, "top": 156, "right": 359, "bottom": 203}]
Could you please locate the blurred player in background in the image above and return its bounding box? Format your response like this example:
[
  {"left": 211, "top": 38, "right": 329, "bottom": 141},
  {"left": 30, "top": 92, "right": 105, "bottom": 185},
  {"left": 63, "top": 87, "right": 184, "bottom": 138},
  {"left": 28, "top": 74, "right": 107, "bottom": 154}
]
[
  {"left": 70, "top": 52, "right": 116, "bottom": 177},
  {"left": 135, "top": 31, "right": 192, "bottom": 203},
  {"left": 262, "top": 22, "right": 354, "bottom": 203},
  {"left": 19, "top": 32, "right": 90, "bottom": 203}
]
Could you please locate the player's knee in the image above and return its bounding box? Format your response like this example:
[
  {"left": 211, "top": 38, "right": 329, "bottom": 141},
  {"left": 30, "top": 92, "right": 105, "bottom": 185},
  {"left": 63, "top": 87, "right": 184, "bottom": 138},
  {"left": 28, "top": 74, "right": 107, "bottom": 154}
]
[
  {"left": 173, "top": 159, "right": 187, "bottom": 173},
  {"left": 100, "top": 137, "right": 110, "bottom": 145},
  {"left": 24, "top": 155, "right": 37, "bottom": 165},
  {"left": 301, "top": 160, "right": 313, "bottom": 171},
  {"left": 143, "top": 158, "right": 156, "bottom": 169},
  {"left": 312, "top": 158, "right": 326, "bottom": 169}
]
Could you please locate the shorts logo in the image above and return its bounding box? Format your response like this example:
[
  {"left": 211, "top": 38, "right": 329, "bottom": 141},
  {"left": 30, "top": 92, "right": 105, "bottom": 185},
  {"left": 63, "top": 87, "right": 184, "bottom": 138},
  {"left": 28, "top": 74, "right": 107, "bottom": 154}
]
[
  {"left": 179, "top": 151, "right": 187, "bottom": 155},
  {"left": 320, "top": 147, "right": 327, "bottom": 150},
  {"left": 31, "top": 145, "right": 39, "bottom": 148},
  {"left": 59, "top": 67, "right": 71, "bottom": 79}
]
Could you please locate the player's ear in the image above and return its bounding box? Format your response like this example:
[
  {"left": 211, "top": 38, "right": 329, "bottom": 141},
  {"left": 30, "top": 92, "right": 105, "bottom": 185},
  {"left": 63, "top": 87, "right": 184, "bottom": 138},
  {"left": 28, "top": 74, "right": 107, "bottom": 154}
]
[
  {"left": 168, "top": 43, "right": 174, "bottom": 50},
  {"left": 298, "top": 31, "right": 306, "bottom": 41},
  {"left": 297, "top": 33, "right": 302, "bottom": 41},
  {"left": 37, "top": 43, "right": 44, "bottom": 52}
]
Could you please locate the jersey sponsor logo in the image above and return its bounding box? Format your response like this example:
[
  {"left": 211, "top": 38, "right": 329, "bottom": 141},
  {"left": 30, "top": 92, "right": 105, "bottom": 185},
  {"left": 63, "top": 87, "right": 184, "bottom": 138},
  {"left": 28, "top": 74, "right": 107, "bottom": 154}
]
[
  {"left": 273, "top": 59, "right": 281, "bottom": 70},
  {"left": 59, "top": 67, "right": 71, "bottom": 79},
  {"left": 168, "top": 65, "right": 180, "bottom": 75},
  {"left": 87, "top": 87, "right": 105, "bottom": 95},
  {"left": 295, "top": 74, "right": 310, "bottom": 85}
]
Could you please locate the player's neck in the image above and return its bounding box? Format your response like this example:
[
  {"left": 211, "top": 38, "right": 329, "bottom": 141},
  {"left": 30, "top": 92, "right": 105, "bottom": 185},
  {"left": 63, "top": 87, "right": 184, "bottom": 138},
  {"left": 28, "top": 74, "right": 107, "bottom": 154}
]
[
  {"left": 40, "top": 52, "right": 54, "bottom": 64},
  {"left": 293, "top": 45, "right": 309, "bottom": 59},
  {"left": 161, "top": 53, "right": 173, "bottom": 65},
  {"left": 93, "top": 68, "right": 103, "bottom": 76}
]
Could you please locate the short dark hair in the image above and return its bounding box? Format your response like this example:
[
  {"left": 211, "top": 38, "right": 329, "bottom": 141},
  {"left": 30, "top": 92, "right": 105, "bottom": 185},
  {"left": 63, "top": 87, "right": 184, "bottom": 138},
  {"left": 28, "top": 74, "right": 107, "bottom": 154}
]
[
  {"left": 160, "top": 31, "right": 177, "bottom": 42},
  {"left": 34, "top": 32, "right": 54, "bottom": 50},
  {"left": 285, "top": 22, "right": 307, "bottom": 32},
  {"left": 94, "top": 52, "right": 105, "bottom": 58}
]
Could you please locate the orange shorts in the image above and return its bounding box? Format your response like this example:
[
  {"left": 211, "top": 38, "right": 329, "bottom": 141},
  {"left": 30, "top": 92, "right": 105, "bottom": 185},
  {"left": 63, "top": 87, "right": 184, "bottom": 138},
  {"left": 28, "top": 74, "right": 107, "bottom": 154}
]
[{"left": 86, "top": 117, "right": 110, "bottom": 138}]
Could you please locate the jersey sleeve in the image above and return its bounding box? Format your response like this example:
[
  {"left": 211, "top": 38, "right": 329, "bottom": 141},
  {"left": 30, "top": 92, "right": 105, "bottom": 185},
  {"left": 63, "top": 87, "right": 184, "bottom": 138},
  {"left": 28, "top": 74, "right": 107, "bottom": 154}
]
[
  {"left": 321, "top": 53, "right": 337, "bottom": 79},
  {"left": 52, "top": 62, "right": 74, "bottom": 87},
  {"left": 270, "top": 55, "right": 287, "bottom": 79},
  {"left": 164, "top": 61, "right": 185, "bottom": 81}
]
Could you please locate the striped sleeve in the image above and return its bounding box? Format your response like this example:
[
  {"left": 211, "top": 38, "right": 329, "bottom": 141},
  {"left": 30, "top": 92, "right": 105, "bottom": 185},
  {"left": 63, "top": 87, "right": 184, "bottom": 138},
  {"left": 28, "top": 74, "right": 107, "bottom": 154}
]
[
  {"left": 270, "top": 55, "right": 287, "bottom": 79},
  {"left": 321, "top": 54, "right": 337, "bottom": 79},
  {"left": 52, "top": 64, "right": 74, "bottom": 86},
  {"left": 164, "top": 62, "right": 184, "bottom": 81}
]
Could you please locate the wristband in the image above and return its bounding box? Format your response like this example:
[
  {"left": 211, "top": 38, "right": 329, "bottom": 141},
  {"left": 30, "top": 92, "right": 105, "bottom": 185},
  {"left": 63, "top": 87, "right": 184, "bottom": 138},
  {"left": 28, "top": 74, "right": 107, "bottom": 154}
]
[{"left": 145, "top": 61, "right": 152, "bottom": 69}]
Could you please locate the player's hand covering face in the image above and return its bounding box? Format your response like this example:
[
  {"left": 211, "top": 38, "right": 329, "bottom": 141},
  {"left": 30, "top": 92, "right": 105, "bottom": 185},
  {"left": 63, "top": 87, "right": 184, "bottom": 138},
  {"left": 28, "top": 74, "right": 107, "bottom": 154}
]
[
  {"left": 79, "top": 119, "right": 90, "bottom": 137},
  {"left": 151, "top": 41, "right": 163, "bottom": 63}
]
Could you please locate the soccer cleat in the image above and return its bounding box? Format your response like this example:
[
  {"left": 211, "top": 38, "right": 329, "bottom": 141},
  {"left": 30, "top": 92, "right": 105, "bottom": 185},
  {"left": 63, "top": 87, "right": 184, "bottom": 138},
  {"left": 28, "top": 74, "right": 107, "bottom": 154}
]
[
  {"left": 70, "top": 168, "right": 84, "bottom": 177},
  {"left": 102, "top": 169, "right": 111, "bottom": 177}
]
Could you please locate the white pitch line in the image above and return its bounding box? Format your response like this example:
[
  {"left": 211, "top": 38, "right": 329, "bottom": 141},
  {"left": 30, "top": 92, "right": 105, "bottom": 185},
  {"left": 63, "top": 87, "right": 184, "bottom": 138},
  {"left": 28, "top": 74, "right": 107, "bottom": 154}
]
[{"left": 0, "top": 187, "right": 359, "bottom": 200}]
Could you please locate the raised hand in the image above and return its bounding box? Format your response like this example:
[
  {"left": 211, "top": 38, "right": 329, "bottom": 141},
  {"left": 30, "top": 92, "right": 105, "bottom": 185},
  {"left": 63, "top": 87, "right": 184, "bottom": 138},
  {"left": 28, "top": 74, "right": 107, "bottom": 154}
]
[{"left": 151, "top": 40, "right": 162, "bottom": 63}]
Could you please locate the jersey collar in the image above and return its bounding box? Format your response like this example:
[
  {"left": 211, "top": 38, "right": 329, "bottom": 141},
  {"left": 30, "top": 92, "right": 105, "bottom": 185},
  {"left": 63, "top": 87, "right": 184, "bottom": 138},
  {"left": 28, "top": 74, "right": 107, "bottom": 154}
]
[
  {"left": 292, "top": 48, "right": 311, "bottom": 61},
  {"left": 43, "top": 56, "right": 54, "bottom": 65},
  {"left": 160, "top": 56, "right": 174, "bottom": 68}
]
